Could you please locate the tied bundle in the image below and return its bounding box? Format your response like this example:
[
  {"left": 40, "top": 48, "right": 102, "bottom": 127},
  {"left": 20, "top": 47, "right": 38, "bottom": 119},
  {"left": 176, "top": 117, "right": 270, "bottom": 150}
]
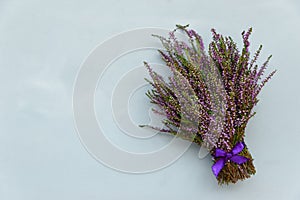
[{"left": 141, "top": 25, "right": 275, "bottom": 184}]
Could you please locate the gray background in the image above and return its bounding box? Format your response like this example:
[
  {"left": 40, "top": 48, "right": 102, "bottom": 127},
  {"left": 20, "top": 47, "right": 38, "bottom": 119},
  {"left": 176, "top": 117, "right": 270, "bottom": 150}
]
[{"left": 0, "top": 0, "right": 299, "bottom": 199}]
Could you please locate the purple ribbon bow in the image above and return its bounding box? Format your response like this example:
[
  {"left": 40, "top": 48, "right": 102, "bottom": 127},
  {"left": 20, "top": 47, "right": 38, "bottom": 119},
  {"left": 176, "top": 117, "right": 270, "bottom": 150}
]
[{"left": 212, "top": 142, "right": 249, "bottom": 177}]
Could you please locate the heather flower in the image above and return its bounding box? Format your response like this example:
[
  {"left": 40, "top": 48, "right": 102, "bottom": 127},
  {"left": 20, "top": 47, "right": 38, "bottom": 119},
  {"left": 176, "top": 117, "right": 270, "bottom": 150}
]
[{"left": 142, "top": 25, "right": 276, "bottom": 184}]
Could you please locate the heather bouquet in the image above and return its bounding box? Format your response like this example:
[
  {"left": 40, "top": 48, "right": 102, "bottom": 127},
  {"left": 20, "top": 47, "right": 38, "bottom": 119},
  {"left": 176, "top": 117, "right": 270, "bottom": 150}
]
[{"left": 142, "top": 25, "right": 275, "bottom": 184}]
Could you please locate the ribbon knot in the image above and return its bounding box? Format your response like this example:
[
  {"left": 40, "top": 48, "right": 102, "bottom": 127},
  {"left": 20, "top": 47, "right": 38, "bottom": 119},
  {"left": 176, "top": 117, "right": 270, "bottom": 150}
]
[{"left": 212, "top": 142, "right": 249, "bottom": 177}]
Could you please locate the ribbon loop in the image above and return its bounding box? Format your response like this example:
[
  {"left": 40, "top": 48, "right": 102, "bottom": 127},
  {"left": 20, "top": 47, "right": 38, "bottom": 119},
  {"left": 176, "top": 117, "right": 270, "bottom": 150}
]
[
  {"left": 231, "top": 142, "right": 245, "bottom": 155},
  {"left": 214, "top": 149, "right": 227, "bottom": 157}
]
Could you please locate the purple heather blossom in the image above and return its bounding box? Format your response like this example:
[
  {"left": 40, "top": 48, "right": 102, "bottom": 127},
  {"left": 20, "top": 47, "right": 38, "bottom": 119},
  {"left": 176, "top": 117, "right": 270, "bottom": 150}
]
[{"left": 143, "top": 25, "right": 275, "bottom": 184}]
